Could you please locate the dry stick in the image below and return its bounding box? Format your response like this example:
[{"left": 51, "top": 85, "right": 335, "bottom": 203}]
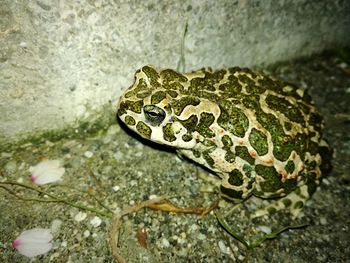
[{"left": 109, "top": 197, "right": 218, "bottom": 263}]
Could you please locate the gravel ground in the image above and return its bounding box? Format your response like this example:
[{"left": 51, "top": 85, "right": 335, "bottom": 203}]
[{"left": 1, "top": 50, "right": 349, "bottom": 262}]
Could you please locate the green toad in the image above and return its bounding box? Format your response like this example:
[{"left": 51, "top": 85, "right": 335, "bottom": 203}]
[{"left": 117, "top": 65, "right": 331, "bottom": 217}]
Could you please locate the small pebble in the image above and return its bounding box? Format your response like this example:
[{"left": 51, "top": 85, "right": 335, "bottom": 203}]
[
  {"left": 74, "top": 212, "right": 87, "bottom": 222},
  {"left": 84, "top": 151, "right": 93, "bottom": 158},
  {"left": 149, "top": 194, "right": 158, "bottom": 200},
  {"left": 113, "top": 151, "right": 123, "bottom": 160},
  {"left": 84, "top": 230, "right": 90, "bottom": 238},
  {"left": 258, "top": 225, "right": 272, "bottom": 234},
  {"left": 162, "top": 238, "right": 170, "bottom": 248},
  {"left": 112, "top": 185, "right": 120, "bottom": 191},
  {"left": 322, "top": 178, "right": 330, "bottom": 185},
  {"left": 19, "top": 41, "right": 27, "bottom": 48},
  {"left": 238, "top": 255, "right": 245, "bottom": 261},
  {"left": 4, "top": 160, "right": 17, "bottom": 173},
  {"left": 90, "top": 216, "right": 102, "bottom": 227},
  {"left": 106, "top": 124, "right": 120, "bottom": 135},
  {"left": 189, "top": 224, "right": 198, "bottom": 232},
  {"left": 16, "top": 178, "right": 24, "bottom": 183},
  {"left": 51, "top": 219, "right": 62, "bottom": 234},
  {"left": 1, "top": 152, "right": 13, "bottom": 158},
  {"left": 338, "top": 62, "right": 348, "bottom": 69},
  {"left": 218, "top": 240, "right": 229, "bottom": 254},
  {"left": 197, "top": 233, "right": 206, "bottom": 240},
  {"left": 320, "top": 217, "right": 327, "bottom": 225}
]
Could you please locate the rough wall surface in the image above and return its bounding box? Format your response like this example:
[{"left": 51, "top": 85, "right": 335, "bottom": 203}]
[{"left": 0, "top": 0, "right": 349, "bottom": 146}]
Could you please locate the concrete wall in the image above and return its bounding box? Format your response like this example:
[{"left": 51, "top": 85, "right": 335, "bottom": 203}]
[{"left": 1, "top": 0, "right": 349, "bottom": 146}]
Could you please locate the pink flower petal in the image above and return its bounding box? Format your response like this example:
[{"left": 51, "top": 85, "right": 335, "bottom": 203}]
[
  {"left": 13, "top": 228, "right": 53, "bottom": 258},
  {"left": 29, "top": 159, "right": 65, "bottom": 185}
]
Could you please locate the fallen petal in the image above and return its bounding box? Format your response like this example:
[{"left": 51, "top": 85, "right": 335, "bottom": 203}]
[
  {"left": 13, "top": 228, "right": 53, "bottom": 258},
  {"left": 29, "top": 159, "right": 65, "bottom": 185}
]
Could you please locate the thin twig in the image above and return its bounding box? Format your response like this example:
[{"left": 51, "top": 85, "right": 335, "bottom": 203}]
[{"left": 0, "top": 181, "right": 113, "bottom": 218}]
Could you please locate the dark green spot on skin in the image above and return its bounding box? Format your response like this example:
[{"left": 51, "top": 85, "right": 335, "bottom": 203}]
[
  {"left": 192, "top": 150, "right": 201, "bottom": 158},
  {"left": 267, "top": 207, "right": 277, "bottom": 214},
  {"left": 163, "top": 123, "right": 176, "bottom": 142},
  {"left": 308, "top": 141, "right": 320, "bottom": 155},
  {"left": 201, "top": 139, "right": 216, "bottom": 147},
  {"left": 255, "top": 165, "right": 282, "bottom": 193},
  {"left": 243, "top": 164, "right": 253, "bottom": 177},
  {"left": 222, "top": 135, "right": 233, "bottom": 148},
  {"left": 319, "top": 144, "right": 333, "bottom": 175},
  {"left": 228, "top": 169, "right": 244, "bottom": 186},
  {"left": 282, "top": 198, "right": 292, "bottom": 207},
  {"left": 196, "top": 112, "right": 215, "bottom": 138},
  {"left": 172, "top": 96, "right": 201, "bottom": 115},
  {"left": 118, "top": 100, "right": 143, "bottom": 115},
  {"left": 166, "top": 90, "right": 179, "bottom": 98},
  {"left": 164, "top": 105, "right": 172, "bottom": 115},
  {"left": 283, "top": 178, "right": 298, "bottom": 193},
  {"left": 308, "top": 112, "right": 323, "bottom": 132},
  {"left": 202, "top": 149, "right": 215, "bottom": 168},
  {"left": 284, "top": 122, "right": 292, "bottom": 131},
  {"left": 142, "top": 65, "right": 160, "bottom": 87},
  {"left": 285, "top": 160, "right": 295, "bottom": 174},
  {"left": 220, "top": 186, "right": 243, "bottom": 200},
  {"left": 160, "top": 69, "right": 188, "bottom": 83},
  {"left": 228, "top": 67, "right": 242, "bottom": 74},
  {"left": 132, "top": 78, "right": 148, "bottom": 97},
  {"left": 189, "top": 69, "right": 226, "bottom": 92},
  {"left": 246, "top": 84, "right": 266, "bottom": 94},
  {"left": 136, "top": 91, "right": 151, "bottom": 99},
  {"left": 125, "top": 78, "right": 148, "bottom": 99},
  {"left": 217, "top": 105, "right": 249, "bottom": 138},
  {"left": 294, "top": 201, "right": 304, "bottom": 209},
  {"left": 182, "top": 134, "right": 193, "bottom": 142},
  {"left": 256, "top": 112, "right": 293, "bottom": 161},
  {"left": 242, "top": 164, "right": 255, "bottom": 191},
  {"left": 151, "top": 91, "right": 167, "bottom": 104},
  {"left": 124, "top": 115, "right": 136, "bottom": 126},
  {"left": 136, "top": 121, "right": 152, "bottom": 139},
  {"left": 306, "top": 172, "right": 318, "bottom": 195},
  {"left": 255, "top": 164, "right": 297, "bottom": 195},
  {"left": 249, "top": 128, "right": 268, "bottom": 156},
  {"left": 238, "top": 74, "right": 255, "bottom": 86},
  {"left": 235, "top": 146, "right": 255, "bottom": 165},
  {"left": 266, "top": 95, "right": 304, "bottom": 124},
  {"left": 180, "top": 115, "right": 198, "bottom": 131},
  {"left": 224, "top": 151, "right": 235, "bottom": 163},
  {"left": 257, "top": 76, "right": 279, "bottom": 90},
  {"left": 218, "top": 81, "right": 242, "bottom": 94},
  {"left": 163, "top": 82, "right": 185, "bottom": 91},
  {"left": 242, "top": 95, "right": 261, "bottom": 110}
]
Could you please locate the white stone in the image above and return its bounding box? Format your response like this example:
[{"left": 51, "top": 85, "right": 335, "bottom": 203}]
[
  {"left": 51, "top": 219, "right": 62, "bottom": 234},
  {"left": 90, "top": 216, "right": 102, "bottom": 227},
  {"left": 83, "top": 230, "right": 90, "bottom": 238},
  {"left": 257, "top": 225, "right": 272, "bottom": 234},
  {"left": 74, "top": 212, "right": 87, "bottom": 222},
  {"left": 112, "top": 185, "right": 120, "bottom": 191},
  {"left": 162, "top": 238, "right": 170, "bottom": 248},
  {"left": 218, "top": 240, "right": 229, "bottom": 254},
  {"left": 84, "top": 151, "right": 93, "bottom": 158}
]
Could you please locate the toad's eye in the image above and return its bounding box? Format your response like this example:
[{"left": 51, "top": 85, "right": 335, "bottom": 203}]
[{"left": 143, "top": 105, "right": 166, "bottom": 126}]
